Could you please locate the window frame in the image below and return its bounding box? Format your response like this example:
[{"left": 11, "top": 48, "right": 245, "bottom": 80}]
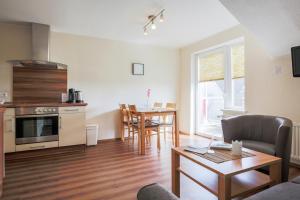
[{"left": 194, "top": 41, "right": 245, "bottom": 133}]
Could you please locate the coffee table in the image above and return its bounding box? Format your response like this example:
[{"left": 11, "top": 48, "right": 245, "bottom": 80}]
[{"left": 171, "top": 147, "right": 281, "bottom": 200}]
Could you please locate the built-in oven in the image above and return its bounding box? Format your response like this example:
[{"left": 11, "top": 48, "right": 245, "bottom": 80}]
[{"left": 15, "top": 107, "right": 59, "bottom": 145}]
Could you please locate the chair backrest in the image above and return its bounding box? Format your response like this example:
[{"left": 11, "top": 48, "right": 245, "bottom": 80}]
[
  {"left": 128, "top": 104, "right": 137, "bottom": 112},
  {"left": 128, "top": 105, "right": 138, "bottom": 123},
  {"left": 119, "top": 104, "right": 128, "bottom": 122},
  {"left": 153, "top": 102, "right": 163, "bottom": 109},
  {"left": 166, "top": 103, "right": 176, "bottom": 110},
  {"left": 119, "top": 104, "right": 126, "bottom": 110},
  {"left": 222, "top": 115, "right": 292, "bottom": 144}
]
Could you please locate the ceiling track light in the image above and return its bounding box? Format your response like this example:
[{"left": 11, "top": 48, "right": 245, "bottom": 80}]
[
  {"left": 151, "top": 20, "right": 156, "bottom": 30},
  {"left": 144, "top": 28, "right": 148, "bottom": 35},
  {"left": 143, "top": 9, "right": 165, "bottom": 35},
  {"left": 159, "top": 12, "right": 164, "bottom": 23}
]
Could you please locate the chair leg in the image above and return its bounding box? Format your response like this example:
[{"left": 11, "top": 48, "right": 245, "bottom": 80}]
[
  {"left": 164, "top": 127, "right": 167, "bottom": 143},
  {"left": 146, "top": 131, "right": 149, "bottom": 144},
  {"left": 148, "top": 130, "right": 151, "bottom": 145},
  {"left": 157, "top": 128, "right": 160, "bottom": 151},
  {"left": 127, "top": 127, "right": 131, "bottom": 144},
  {"left": 172, "top": 127, "right": 175, "bottom": 146},
  {"left": 132, "top": 128, "right": 135, "bottom": 145},
  {"left": 121, "top": 124, "right": 125, "bottom": 142},
  {"left": 138, "top": 129, "right": 141, "bottom": 153}
]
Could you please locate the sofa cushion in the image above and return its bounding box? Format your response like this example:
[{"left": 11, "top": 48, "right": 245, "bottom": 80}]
[
  {"left": 137, "top": 183, "right": 179, "bottom": 200},
  {"left": 245, "top": 182, "right": 300, "bottom": 200},
  {"left": 242, "top": 140, "right": 276, "bottom": 155},
  {"left": 291, "top": 176, "right": 300, "bottom": 184}
]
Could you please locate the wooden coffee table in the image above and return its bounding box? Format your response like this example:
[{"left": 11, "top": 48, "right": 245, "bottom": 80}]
[{"left": 171, "top": 147, "right": 281, "bottom": 200}]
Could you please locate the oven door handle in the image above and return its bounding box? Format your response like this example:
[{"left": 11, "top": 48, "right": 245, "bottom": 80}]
[
  {"left": 16, "top": 114, "right": 59, "bottom": 118},
  {"left": 59, "top": 116, "right": 62, "bottom": 129}
]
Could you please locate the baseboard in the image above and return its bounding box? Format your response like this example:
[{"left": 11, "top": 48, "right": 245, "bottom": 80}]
[
  {"left": 97, "top": 138, "right": 121, "bottom": 143},
  {"left": 290, "top": 162, "right": 300, "bottom": 168},
  {"left": 98, "top": 132, "right": 191, "bottom": 142}
]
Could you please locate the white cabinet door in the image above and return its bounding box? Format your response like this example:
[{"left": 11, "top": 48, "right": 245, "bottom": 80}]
[
  {"left": 3, "top": 109, "right": 15, "bottom": 153},
  {"left": 59, "top": 110, "right": 86, "bottom": 147}
]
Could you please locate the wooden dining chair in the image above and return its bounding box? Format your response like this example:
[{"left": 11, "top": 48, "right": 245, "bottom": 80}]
[
  {"left": 119, "top": 104, "right": 126, "bottom": 110},
  {"left": 119, "top": 104, "right": 133, "bottom": 142},
  {"left": 153, "top": 102, "right": 163, "bottom": 109},
  {"left": 128, "top": 104, "right": 161, "bottom": 151},
  {"left": 166, "top": 102, "right": 176, "bottom": 110},
  {"left": 151, "top": 102, "right": 163, "bottom": 124},
  {"left": 160, "top": 103, "right": 176, "bottom": 145}
]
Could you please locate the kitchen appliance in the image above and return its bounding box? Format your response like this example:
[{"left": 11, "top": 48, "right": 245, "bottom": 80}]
[
  {"left": 75, "top": 91, "right": 84, "bottom": 103},
  {"left": 68, "top": 88, "right": 76, "bottom": 103},
  {"left": 8, "top": 23, "right": 67, "bottom": 69},
  {"left": 15, "top": 107, "right": 59, "bottom": 145}
]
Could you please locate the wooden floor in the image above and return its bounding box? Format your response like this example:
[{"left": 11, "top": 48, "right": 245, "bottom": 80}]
[{"left": 2, "top": 135, "right": 300, "bottom": 200}]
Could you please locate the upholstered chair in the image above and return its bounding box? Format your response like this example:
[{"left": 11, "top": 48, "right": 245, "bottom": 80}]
[{"left": 221, "top": 115, "right": 293, "bottom": 182}]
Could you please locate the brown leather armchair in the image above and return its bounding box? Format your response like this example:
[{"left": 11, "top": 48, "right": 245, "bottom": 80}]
[{"left": 221, "top": 115, "right": 293, "bottom": 182}]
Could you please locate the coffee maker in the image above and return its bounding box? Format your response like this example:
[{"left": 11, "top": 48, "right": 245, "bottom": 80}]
[{"left": 67, "top": 88, "right": 76, "bottom": 103}]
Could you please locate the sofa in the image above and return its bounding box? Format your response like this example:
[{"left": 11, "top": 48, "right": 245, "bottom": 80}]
[
  {"left": 137, "top": 177, "right": 300, "bottom": 200},
  {"left": 221, "top": 115, "right": 292, "bottom": 182},
  {"left": 244, "top": 176, "right": 300, "bottom": 200}
]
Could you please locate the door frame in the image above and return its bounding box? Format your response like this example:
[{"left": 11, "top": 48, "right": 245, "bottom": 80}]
[{"left": 193, "top": 38, "right": 244, "bottom": 138}]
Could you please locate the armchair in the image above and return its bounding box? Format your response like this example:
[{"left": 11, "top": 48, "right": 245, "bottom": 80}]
[{"left": 221, "top": 115, "right": 293, "bottom": 182}]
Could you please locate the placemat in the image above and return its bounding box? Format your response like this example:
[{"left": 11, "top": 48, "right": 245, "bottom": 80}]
[{"left": 191, "top": 149, "right": 255, "bottom": 163}]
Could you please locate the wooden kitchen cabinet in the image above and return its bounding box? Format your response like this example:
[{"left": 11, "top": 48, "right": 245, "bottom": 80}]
[
  {"left": 59, "top": 106, "right": 86, "bottom": 147},
  {"left": 0, "top": 108, "right": 5, "bottom": 197},
  {"left": 16, "top": 141, "right": 58, "bottom": 152},
  {"left": 3, "top": 108, "right": 15, "bottom": 153}
]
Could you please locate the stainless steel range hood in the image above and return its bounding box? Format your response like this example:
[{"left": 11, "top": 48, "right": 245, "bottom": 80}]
[{"left": 9, "top": 23, "right": 67, "bottom": 69}]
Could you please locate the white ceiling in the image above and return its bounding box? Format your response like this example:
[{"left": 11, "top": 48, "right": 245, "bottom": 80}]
[
  {"left": 220, "top": 0, "right": 300, "bottom": 56},
  {"left": 0, "top": 0, "right": 239, "bottom": 48}
]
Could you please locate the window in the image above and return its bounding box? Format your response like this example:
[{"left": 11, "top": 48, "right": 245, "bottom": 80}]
[
  {"left": 195, "top": 42, "right": 245, "bottom": 136},
  {"left": 231, "top": 44, "right": 245, "bottom": 108}
]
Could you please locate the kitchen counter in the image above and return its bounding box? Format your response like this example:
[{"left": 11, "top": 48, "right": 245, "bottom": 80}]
[
  {"left": 2, "top": 103, "right": 87, "bottom": 153},
  {"left": 0, "top": 102, "right": 87, "bottom": 108}
]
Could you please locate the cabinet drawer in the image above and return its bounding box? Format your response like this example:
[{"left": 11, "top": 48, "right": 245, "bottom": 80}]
[
  {"left": 59, "top": 106, "right": 85, "bottom": 114},
  {"left": 16, "top": 141, "right": 58, "bottom": 152}
]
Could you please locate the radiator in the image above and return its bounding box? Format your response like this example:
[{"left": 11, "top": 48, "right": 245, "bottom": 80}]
[{"left": 291, "top": 123, "right": 300, "bottom": 164}]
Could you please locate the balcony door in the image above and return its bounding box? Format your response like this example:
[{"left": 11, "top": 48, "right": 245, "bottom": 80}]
[{"left": 195, "top": 43, "right": 245, "bottom": 138}]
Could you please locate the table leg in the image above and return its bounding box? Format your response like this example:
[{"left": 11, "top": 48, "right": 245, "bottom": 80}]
[
  {"left": 140, "top": 113, "right": 146, "bottom": 155},
  {"left": 218, "top": 175, "right": 231, "bottom": 200},
  {"left": 137, "top": 128, "right": 141, "bottom": 153},
  {"left": 172, "top": 148, "right": 180, "bottom": 197},
  {"left": 174, "top": 111, "right": 179, "bottom": 147},
  {"left": 270, "top": 162, "right": 281, "bottom": 185}
]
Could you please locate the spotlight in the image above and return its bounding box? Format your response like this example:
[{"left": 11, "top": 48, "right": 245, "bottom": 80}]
[
  {"left": 144, "top": 28, "right": 148, "bottom": 35},
  {"left": 159, "top": 12, "right": 164, "bottom": 22},
  {"left": 151, "top": 21, "right": 156, "bottom": 30}
]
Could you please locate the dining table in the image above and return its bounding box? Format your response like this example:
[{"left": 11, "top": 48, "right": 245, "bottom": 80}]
[{"left": 121, "top": 107, "right": 179, "bottom": 155}]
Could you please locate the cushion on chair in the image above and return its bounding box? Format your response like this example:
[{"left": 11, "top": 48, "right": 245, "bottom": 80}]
[
  {"left": 137, "top": 183, "right": 179, "bottom": 200},
  {"left": 245, "top": 182, "right": 300, "bottom": 200},
  {"left": 291, "top": 176, "right": 300, "bottom": 184},
  {"left": 242, "top": 140, "right": 276, "bottom": 155},
  {"left": 132, "top": 121, "right": 159, "bottom": 128}
]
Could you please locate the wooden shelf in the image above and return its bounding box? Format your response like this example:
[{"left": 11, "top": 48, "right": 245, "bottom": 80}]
[{"left": 178, "top": 167, "right": 272, "bottom": 198}]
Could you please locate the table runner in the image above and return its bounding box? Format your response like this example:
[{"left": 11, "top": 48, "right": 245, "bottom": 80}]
[{"left": 190, "top": 148, "right": 255, "bottom": 163}]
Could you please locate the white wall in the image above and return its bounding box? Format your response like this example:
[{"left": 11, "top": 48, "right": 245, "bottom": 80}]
[
  {"left": 50, "top": 32, "right": 179, "bottom": 139},
  {"left": 0, "top": 23, "right": 32, "bottom": 95},
  {"left": 0, "top": 23, "right": 180, "bottom": 140},
  {"left": 179, "top": 25, "right": 300, "bottom": 133}
]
